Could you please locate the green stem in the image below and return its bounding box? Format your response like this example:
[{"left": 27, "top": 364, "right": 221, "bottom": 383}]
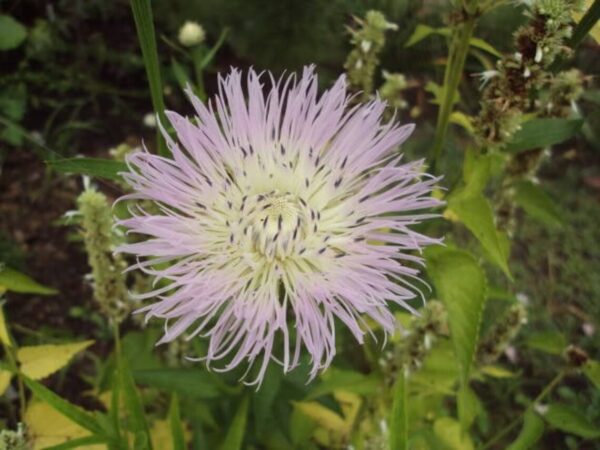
[
  {"left": 480, "top": 370, "right": 567, "bottom": 449},
  {"left": 430, "top": 15, "right": 477, "bottom": 173},
  {"left": 191, "top": 47, "right": 207, "bottom": 101},
  {"left": 570, "top": 0, "right": 600, "bottom": 50}
]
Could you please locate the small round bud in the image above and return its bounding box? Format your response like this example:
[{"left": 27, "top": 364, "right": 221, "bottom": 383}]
[
  {"left": 143, "top": 113, "right": 157, "bottom": 128},
  {"left": 178, "top": 21, "right": 205, "bottom": 47}
]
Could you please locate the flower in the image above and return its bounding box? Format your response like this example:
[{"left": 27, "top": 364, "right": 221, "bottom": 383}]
[
  {"left": 118, "top": 67, "right": 441, "bottom": 385},
  {"left": 178, "top": 21, "right": 205, "bottom": 47}
]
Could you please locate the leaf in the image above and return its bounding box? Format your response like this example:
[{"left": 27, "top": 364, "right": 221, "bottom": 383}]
[
  {"left": 0, "top": 266, "right": 58, "bottom": 295},
  {"left": 150, "top": 419, "right": 191, "bottom": 450},
  {"left": 507, "top": 410, "right": 545, "bottom": 450},
  {"left": 583, "top": 360, "right": 600, "bottom": 388},
  {"left": 130, "top": 0, "right": 168, "bottom": 156},
  {"left": 506, "top": 118, "right": 584, "bottom": 153},
  {"left": 0, "top": 307, "right": 12, "bottom": 347},
  {"left": 169, "top": 394, "right": 186, "bottom": 450},
  {"left": 0, "top": 15, "right": 27, "bottom": 50},
  {"left": 433, "top": 417, "right": 475, "bottom": 450},
  {"left": 306, "top": 368, "right": 381, "bottom": 400},
  {"left": 450, "top": 111, "right": 475, "bottom": 134},
  {"left": 41, "top": 435, "right": 109, "bottom": 450},
  {"left": 171, "top": 58, "right": 193, "bottom": 93},
  {"left": 513, "top": 181, "right": 564, "bottom": 228},
  {"left": 221, "top": 395, "right": 249, "bottom": 450},
  {"left": 480, "top": 365, "right": 517, "bottom": 378},
  {"left": 253, "top": 362, "right": 282, "bottom": 436},
  {"left": 293, "top": 401, "right": 347, "bottom": 434},
  {"left": 134, "top": 368, "right": 224, "bottom": 399},
  {"left": 289, "top": 406, "right": 317, "bottom": 446},
  {"left": 24, "top": 378, "right": 106, "bottom": 435},
  {"left": 405, "top": 24, "right": 501, "bottom": 56},
  {"left": 526, "top": 331, "right": 566, "bottom": 355},
  {"left": 425, "top": 248, "right": 487, "bottom": 430},
  {"left": 25, "top": 401, "right": 107, "bottom": 450},
  {"left": 0, "top": 369, "right": 12, "bottom": 395},
  {"left": 48, "top": 158, "right": 127, "bottom": 180},
  {"left": 542, "top": 404, "right": 600, "bottom": 439},
  {"left": 389, "top": 368, "right": 408, "bottom": 450},
  {"left": 447, "top": 194, "right": 510, "bottom": 276},
  {"left": 18, "top": 341, "right": 94, "bottom": 380},
  {"left": 461, "top": 386, "right": 482, "bottom": 429},
  {"left": 405, "top": 24, "right": 438, "bottom": 47},
  {"left": 119, "top": 354, "right": 153, "bottom": 450}
]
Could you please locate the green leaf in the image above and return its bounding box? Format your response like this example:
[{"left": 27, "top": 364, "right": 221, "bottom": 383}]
[
  {"left": 221, "top": 395, "right": 249, "bottom": 450},
  {"left": 306, "top": 369, "right": 380, "bottom": 400},
  {"left": 253, "top": 363, "right": 282, "bottom": 436},
  {"left": 526, "top": 331, "right": 566, "bottom": 355},
  {"left": 507, "top": 410, "right": 545, "bottom": 450},
  {"left": 0, "top": 15, "right": 27, "bottom": 50},
  {"left": 0, "top": 266, "right": 57, "bottom": 295},
  {"left": 133, "top": 368, "right": 225, "bottom": 399},
  {"left": 389, "top": 368, "right": 408, "bottom": 450},
  {"left": 171, "top": 58, "right": 193, "bottom": 93},
  {"left": 506, "top": 118, "right": 584, "bottom": 153},
  {"left": 425, "top": 248, "right": 487, "bottom": 429},
  {"left": 542, "top": 404, "right": 600, "bottom": 439},
  {"left": 583, "top": 360, "right": 600, "bottom": 388},
  {"left": 42, "top": 435, "right": 111, "bottom": 450},
  {"left": 169, "top": 394, "right": 186, "bottom": 450},
  {"left": 24, "top": 377, "right": 106, "bottom": 435},
  {"left": 447, "top": 194, "right": 511, "bottom": 276},
  {"left": 119, "top": 354, "right": 153, "bottom": 450},
  {"left": 405, "top": 24, "right": 438, "bottom": 47},
  {"left": 433, "top": 417, "right": 474, "bottom": 450},
  {"left": 130, "top": 0, "right": 168, "bottom": 156},
  {"left": 48, "top": 158, "right": 127, "bottom": 180},
  {"left": 289, "top": 406, "right": 317, "bottom": 447},
  {"left": 513, "top": 181, "right": 564, "bottom": 228},
  {"left": 405, "top": 24, "right": 501, "bottom": 56}
]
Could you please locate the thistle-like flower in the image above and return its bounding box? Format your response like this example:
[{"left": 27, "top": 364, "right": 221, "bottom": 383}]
[{"left": 118, "top": 67, "right": 441, "bottom": 384}]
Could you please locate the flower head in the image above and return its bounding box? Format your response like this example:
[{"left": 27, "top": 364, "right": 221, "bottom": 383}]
[
  {"left": 178, "top": 21, "right": 205, "bottom": 47},
  {"left": 118, "top": 67, "right": 441, "bottom": 384}
]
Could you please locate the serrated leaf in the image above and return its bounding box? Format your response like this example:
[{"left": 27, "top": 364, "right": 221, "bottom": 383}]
[
  {"left": 48, "top": 158, "right": 127, "bottom": 180},
  {"left": 221, "top": 395, "right": 249, "bottom": 450},
  {"left": 583, "top": 360, "right": 600, "bottom": 388},
  {"left": 447, "top": 194, "right": 510, "bottom": 276},
  {"left": 25, "top": 401, "right": 107, "bottom": 450},
  {"left": 134, "top": 368, "right": 225, "bottom": 399},
  {"left": 18, "top": 340, "right": 93, "bottom": 380},
  {"left": 306, "top": 368, "right": 380, "bottom": 400},
  {"left": 0, "top": 15, "right": 27, "bottom": 50},
  {"left": 426, "top": 248, "right": 487, "bottom": 430},
  {"left": 542, "top": 404, "right": 600, "bottom": 439},
  {"left": 507, "top": 410, "right": 545, "bottom": 450},
  {"left": 513, "top": 181, "right": 564, "bottom": 227},
  {"left": 506, "top": 118, "right": 583, "bottom": 153},
  {"left": 433, "top": 417, "right": 475, "bottom": 450},
  {"left": 24, "top": 378, "right": 106, "bottom": 435},
  {"left": 0, "top": 266, "right": 58, "bottom": 295},
  {"left": 389, "top": 368, "right": 408, "bottom": 450}
]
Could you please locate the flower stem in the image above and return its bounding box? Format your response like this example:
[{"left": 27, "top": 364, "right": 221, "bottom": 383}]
[
  {"left": 430, "top": 14, "right": 477, "bottom": 174},
  {"left": 480, "top": 370, "right": 567, "bottom": 449}
]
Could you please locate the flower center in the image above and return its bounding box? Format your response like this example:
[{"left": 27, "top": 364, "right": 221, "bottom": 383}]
[{"left": 232, "top": 191, "right": 316, "bottom": 261}]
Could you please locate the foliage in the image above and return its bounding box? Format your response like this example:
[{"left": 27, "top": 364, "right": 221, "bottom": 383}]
[{"left": 0, "top": 0, "right": 599, "bottom": 449}]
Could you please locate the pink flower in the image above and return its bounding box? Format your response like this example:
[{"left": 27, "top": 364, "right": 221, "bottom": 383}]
[{"left": 118, "top": 67, "right": 442, "bottom": 385}]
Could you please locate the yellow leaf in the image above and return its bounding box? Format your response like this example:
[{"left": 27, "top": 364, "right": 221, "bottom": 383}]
[
  {"left": 433, "top": 417, "right": 475, "bottom": 450},
  {"left": 0, "top": 307, "right": 12, "bottom": 348},
  {"left": 150, "top": 419, "right": 192, "bottom": 450},
  {"left": 333, "top": 390, "right": 362, "bottom": 426},
  {"left": 0, "top": 370, "right": 12, "bottom": 395},
  {"left": 25, "top": 401, "right": 105, "bottom": 450},
  {"left": 18, "top": 340, "right": 94, "bottom": 380},
  {"left": 480, "top": 365, "right": 517, "bottom": 378},
  {"left": 293, "top": 401, "right": 347, "bottom": 433}
]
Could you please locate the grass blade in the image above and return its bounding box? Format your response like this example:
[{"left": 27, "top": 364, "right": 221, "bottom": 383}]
[
  {"left": 169, "top": 394, "right": 186, "bottom": 450},
  {"left": 389, "top": 367, "right": 409, "bottom": 450},
  {"left": 130, "top": 0, "right": 168, "bottom": 156}
]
